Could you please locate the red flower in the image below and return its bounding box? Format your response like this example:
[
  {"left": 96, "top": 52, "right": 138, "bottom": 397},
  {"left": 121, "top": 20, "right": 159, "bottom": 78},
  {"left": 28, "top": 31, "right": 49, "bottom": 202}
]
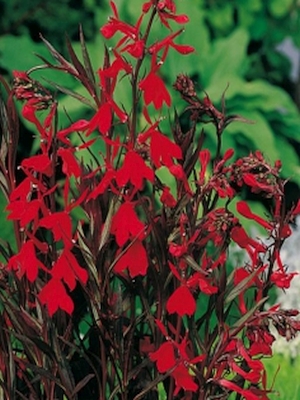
[
  {"left": 7, "top": 240, "right": 45, "bottom": 282},
  {"left": 21, "top": 154, "right": 53, "bottom": 177},
  {"left": 236, "top": 201, "right": 272, "bottom": 230},
  {"left": 87, "top": 98, "right": 127, "bottom": 136},
  {"left": 231, "top": 225, "right": 266, "bottom": 254},
  {"left": 116, "top": 150, "right": 154, "bottom": 190},
  {"left": 271, "top": 271, "right": 297, "bottom": 289},
  {"left": 100, "top": 2, "right": 138, "bottom": 40},
  {"left": 39, "top": 211, "right": 73, "bottom": 249},
  {"left": 160, "top": 186, "right": 177, "bottom": 207},
  {"left": 167, "top": 285, "right": 196, "bottom": 316},
  {"left": 87, "top": 169, "right": 117, "bottom": 200},
  {"left": 39, "top": 278, "right": 74, "bottom": 316},
  {"left": 139, "top": 127, "right": 182, "bottom": 168},
  {"left": 9, "top": 177, "right": 36, "bottom": 201},
  {"left": 114, "top": 240, "right": 148, "bottom": 277},
  {"left": 139, "top": 71, "right": 171, "bottom": 109},
  {"left": 199, "top": 149, "right": 210, "bottom": 184},
  {"left": 111, "top": 202, "right": 145, "bottom": 246},
  {"left": 57, "top": 148, "right": 81, "bottom": 178},
  {"left": 57, "top": 119, "right": 89, "bottom": 145},
  {"left": 51, "top": 249, "right": 88, "bottom": 290},
  {"left": 142, "top": 0, "right": 189, "bottom": 29},
  {"left": 172, "top": 364, "right": 198, "bottom": 395},
  {"left": 149, "top": 30, "right": 194, "bottom": 61},
  {"left": 150, "top": 327, "right": 202, "bottom": 395},
  {"left": 149, "top": 342, "right": 175, "bottom": 373},
  {"left": 6, "top": 199, "right": 42, "bottom": 228},
  {"left": 122, "top": 39, "right": 145, "bottom": 58}
]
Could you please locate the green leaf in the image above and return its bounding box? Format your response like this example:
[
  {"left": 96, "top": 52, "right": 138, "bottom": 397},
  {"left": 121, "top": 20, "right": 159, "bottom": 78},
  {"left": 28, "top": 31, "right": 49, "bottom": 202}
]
[
  {"left": 226, "top": 109, "right": 280, "bottom": 162},
  {"left": 0, "top": 191, "right": 15, "bottom": 255},
  {"left": 201, "top": 28, "right": 249, "bottom": 88},
  {"left": 268, "top": 0, "right": 294, "bottom": 18},
  {"left": 230, "top": 80, "right": 298, "bottom": 115},
  {"left": 274, "top": 136, "right": 300, "bottom": 186},
  {"left": 230, "top": 297, "right": 268, "bottom": 334}
]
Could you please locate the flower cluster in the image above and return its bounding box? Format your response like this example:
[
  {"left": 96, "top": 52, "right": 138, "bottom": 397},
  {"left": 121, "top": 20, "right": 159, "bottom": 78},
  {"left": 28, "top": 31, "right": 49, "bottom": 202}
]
[{"left": 0, "top": 1, "right": 299, "bottom": 399}]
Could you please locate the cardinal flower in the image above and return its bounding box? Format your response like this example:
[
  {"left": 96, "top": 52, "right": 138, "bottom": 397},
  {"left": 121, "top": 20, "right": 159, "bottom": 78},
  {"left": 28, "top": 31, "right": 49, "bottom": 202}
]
[
  {"left": 7, "top": 240, "right": 46, "bottom": 282},
  {"left": 114, "top": 239, "right": 148, "bottom": 277},
  {"left": 51, "top": 248, "right": 88, "bottom": 290},
  {"left": 116, "top": 150, "right": 154, "bottom": 190},
  {"left": 139, "top": 71, "right": 171, "bottom": 110},
  {"left": 39, "top": 278, "right": 74, "bottom": 316},
  {"left": 111, "top": 201, "right": 145, "bottom": 246},
  {"left": 167, "top": 285, "right": 196, "bottom": 316}
]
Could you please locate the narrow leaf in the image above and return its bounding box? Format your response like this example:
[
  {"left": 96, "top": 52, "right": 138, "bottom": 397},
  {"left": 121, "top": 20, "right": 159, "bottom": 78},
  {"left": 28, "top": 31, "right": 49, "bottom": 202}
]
[{"left": 79, "top": 25, "right": 96, "bottom": 86}]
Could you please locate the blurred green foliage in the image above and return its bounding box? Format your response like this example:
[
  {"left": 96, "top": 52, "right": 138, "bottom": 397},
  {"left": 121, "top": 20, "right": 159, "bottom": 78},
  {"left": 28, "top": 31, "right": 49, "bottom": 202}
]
[{"left": 1, "top": 0, "right": 300, "bottom": 197}]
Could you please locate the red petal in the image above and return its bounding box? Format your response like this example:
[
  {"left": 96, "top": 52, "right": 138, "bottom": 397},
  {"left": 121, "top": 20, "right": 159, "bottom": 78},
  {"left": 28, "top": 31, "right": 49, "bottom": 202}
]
[
  {"left": 39, "top": 278, "right": 74, "bottom": 316},
  {"left": 57, "top": 148, "right": 81, "bottom": 178},
  {"left": 172, "top": 364, "right": 198, "bottom": 394},
  {"left": 150, "top": 342, "right": 175, "bottom": 373},
  {"left": 114, "top": 240, "right": 148, "bottom": 277},
  {"left": 167, "top": 286, "right": 196, "bottom": 316},
  {"left": 111, "top": 202, "right": 145, "bottom": 246}
]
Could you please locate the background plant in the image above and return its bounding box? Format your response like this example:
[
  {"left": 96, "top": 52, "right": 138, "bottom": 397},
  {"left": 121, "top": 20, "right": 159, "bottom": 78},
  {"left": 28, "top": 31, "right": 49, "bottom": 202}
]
[{"left": 0, "top": 1, "right": 300, "bottom": 399}]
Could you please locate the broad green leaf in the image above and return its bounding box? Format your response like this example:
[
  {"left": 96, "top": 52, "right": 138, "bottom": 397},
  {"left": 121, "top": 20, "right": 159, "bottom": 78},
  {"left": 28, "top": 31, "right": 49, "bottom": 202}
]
[
  {"left": 200, "top": 28, "right": 249, "bottom": 87},
  {"left": 204, "top": 3, "right": 234, "bottom": 34},
  {"left": 268, "top": 110, "right": 300, "bottom": 142},
  {"left": 0, "top": 34, "right": 74, "bottom": 87},
  {"left": 231, "top": 80, "right": 298, "bottom": 115},
  {"left": 268, "top": 0, "right": 294, "bottom": 18},
  {"left": 226, "top": 109, "right": 280, "bottom": 162},
  {"left": 0, "top": 34, "right": 47, "bottom": 72},
  {"left": 275, "top": 136, "right": 300, "bottom": 186}
]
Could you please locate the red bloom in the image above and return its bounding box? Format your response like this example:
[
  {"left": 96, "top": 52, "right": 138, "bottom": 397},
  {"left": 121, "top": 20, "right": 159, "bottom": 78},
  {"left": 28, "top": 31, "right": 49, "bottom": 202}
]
[
  {"left": 87, "top": 98, "right": 127, "bottom": 136},
  {"left": 139, "top": 71, "right": 171, "bottom": 109},
  {"left": 236, "top": 201, "right": 272, "bottom": 230},
  {"left": 6, "top": 199, "right": 42, "bottom": 228},
  {"left": 21, "top": 154, "right": 53, "bottom": 177},
  {"left": 116, "top": 150, "right": 154, "bottom": 190},
  {"left": 9, "top": 177, "right": 35, "bottom": 201},
  {"left": 7, "top": 240, "right": 46, "bottom": 282},
  {"left": 88, "top": 102, "right": 112, "bottom": 135},
  {"left": 39, "top": 211, "right": 73, "bottom": 249},
  {"left": 149, "top": 342, "right": 175, "bottom": 373},
  {"left": 111, "top": 202, "right": 145, "bottom": 246},
  {"left": 167, "top": 285, "right": 196, "bottom": 316},
  {"left": 198, "top": 149, "right": 210, "bottom": 184},
  {"left": 114, "top": 240, "right": 148, "bottom": 277},
  {"left": 160, "top": 186, "right": 177, "bottom": 207},
  {"left": 87, "top": 169, "right": 117, "bottom": 200},
  {"left": 149, "top": 30, "right": 194, "bottom": 61},
  {"left": 100, "top": 1, "right": 137, "bottom": 40},
  {"left": 139, "top": 127, "right": 182, "bottom": 169},
  {"left": 122, "top": 39, "right": 145, "bottom": 58},
  {"left": 172, "top": 364, "right": 198, "bottom": 395},
  {"left": 150, "top": 328, "right": 201, "bottom": 395},
  {"left": 231, "top": 225, "right": 266, "bottom": 254},
  {"left": 57, "top": 148, "right": 81, "bottom": 178},
  {"left": 271, "top": 271, "right": 297, "bottom": 289},
  {"left": 143, "top": 0, "right": 189, "bottom": 29},
  {"left": 51, "top": 249, "right": 88, "bottom": 290},
  {"left": 57, "top": 119, "right": 90, "bottom": 145},
  {"left": 39, "top": 278, "right": 74, "bottom": 316}
]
